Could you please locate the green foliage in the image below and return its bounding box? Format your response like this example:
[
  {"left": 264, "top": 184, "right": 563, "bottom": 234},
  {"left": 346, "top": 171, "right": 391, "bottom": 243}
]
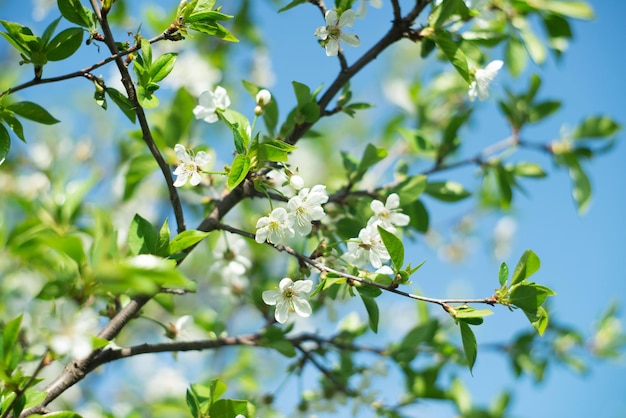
[{"left": 0, "top": 0, "right": 622, "bottom": 417}]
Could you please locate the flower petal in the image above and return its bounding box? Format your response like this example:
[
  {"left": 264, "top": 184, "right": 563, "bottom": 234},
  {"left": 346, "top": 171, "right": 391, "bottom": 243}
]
[
  {"left": 338, "top": 9, "right": 356, "bottom": 28},
  {"left": 278, "top": 277, "right": 295, "bottom": 291},
  {"left": 262, "top": 289, "right": 280, "bottom": 305},
  {"left": 386, "top": 193, "right": 401, "bottom": 209},
  {"left": 274, "top": 299, "right": 290, "bottom": 323},
  {"left": 325, "top": 39, "right": 339, "bottom": 56},
  {"left": 325, "top": 9, "right": 338, "bottom": 26},
  {"left": 293, "top": 297, "right": 312, "bottom": 318},
  {"left": 292, "top": 279, "right": 313, "bottom": 294},
  {"left": 195, "top": 151, "right": 211, "bottom": 166},
  {"left": 340, "top": 33, "right": 361, "bottom": 47}
]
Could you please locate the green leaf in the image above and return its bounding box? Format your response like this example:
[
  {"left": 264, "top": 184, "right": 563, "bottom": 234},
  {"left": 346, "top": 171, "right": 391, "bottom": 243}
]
[
  {"left": 429, "top": 0, "right": 470, "bottom": 28},
  {"left": 377, "top": 226, "right": 404, "bottom": 270},
  {"left": 150, "top": 52, "right": 177, "bottom": 82},
  {"left": 2, "top": 314, "right": 23, "bottom": 365},
  {"left": 424, "top": 181, "right": 471, "bottom": 202},
  {"left": 433, "top": 31, "right": 470, "bottom": 82},
  {"left": 512, "top": 162, "right": 546, "bottom": 178},
  {"left": 505, "top": 37, "right": 527, "bottom": 77},
  {"left": 0, "top": 124, "right": 9, "bottom": 165},
  {"left": 292, "top": 81, "right": 312, "bottom": 107},
  {"left": 95, "top": 255, "right": 197, "bottom": 294},
  {"left": 392, "top": 175, "right": 427, "bottom": 204},
  {"left": 511, "top": 249, "right": 540, "bottom": 285},
  {"left": 41, "top": 17, "right": 61, "bottom": 45},
  {"left": 7, "top": 101, "right": 59, "bottom": 125},
  {"left": 169, "top": 230, "right": 211, "bottom": 254},
  {"left": 209, "top": 378, "right": 227, "bottom": 403},
  {"left": 519, "top": 26, "right": 546, "bottom": 64},
  {"left": 189, "top": 21, "right": 238, "bottom": 42},
  {"left": 278, "top": 0, "right": 308, "bottom": 12},
  {"left": 123, "top": 154, "right": 158, "bottom": 200},
  {"left": 128, "top": 214, "right": 158, "bottom": 255},
  {"left": 106, "top": 87, "right": 136, "bottom": 122},
  {"left": 455, "top": 306, "right": 493, "bottom": 320},
  {"left": 45, "top": 27, "right": 83, "bottom": 61},
  {"left": 509, "top": 283, "right": 555, "bottom": 335},
  {"left": 220, "top": 108, "right": 251, "bottom": 151},
  {"left": 360, "top": 294, "right": 379, "bottom": 333},
  {"left": 498, "top": 262, "right": 509, "bottom": 286},
  {"left": 1, "top": 112, "right": 25, "bottom": 142},
  {"left": 572, "top": 116, "right": 621, "bottom": 139},
  {"left": 57, "top": 0, "right": 95, "bottom": 27},
  {"left": 404, "top": 199, "right": 429, "bottom": 233},
  {"left": 186, "top": 387, "right": 200, "bottom": 418},
  {"left": 156, "top": 219, "right": 170, "bottom": 257},
  {"left": 258, "top": 139, "right": 296, "bottom": 163},
  {"left": 352, "top": 143, "right": 387, "bottom": 183},
  {"left": 227, "top": 154, "right": 251, "bottom": 190},
  {"left": 529, "top": 100, "right": 561, "bottom": 123},
  {"left": 540, "top": 1, "right": 594, "bottom": 19},
  {"left": 209, "top": 399, "right": 249, "bottom": 417},
  {"left": 37, "top": 411, "right": 83, "bottom": 418},
  {"left": 459, "top": 321, "right": 477, "bottom": 374}
]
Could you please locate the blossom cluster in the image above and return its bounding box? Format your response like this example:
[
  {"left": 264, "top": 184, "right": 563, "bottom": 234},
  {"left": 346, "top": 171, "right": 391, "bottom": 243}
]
[
  {"left": 343, "top": 193, "right": 410, "bottom": 269},
  {"left": 255, "top": 181, "right": 329, "bottom": 245}
]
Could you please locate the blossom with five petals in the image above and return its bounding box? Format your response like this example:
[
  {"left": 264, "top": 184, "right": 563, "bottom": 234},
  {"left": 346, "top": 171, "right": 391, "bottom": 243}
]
[
  {"left": 173, "top": 144, "right": 211, "bottom": 187},
  {"left": 193, "top": 86, "right": 231, "bottom": 123},
  {"left": 314, "top": 9, "right": 361, "bottom": 56},
  {"left": 287, "top": 184, "right": 329, "bottom": 236},
  {"left": 344, "top": 224, "right": 390, "bottom": 269},
  {"left": 468, "top": 60, "right": 503, "bottom": 101},
  {"left": 262, "top": 278, "right": 313, "bottom": 323},
  {"left": 367, "top": 193, "right": 410, "bottom": 230},
  {"left": 255, "top": 207, "right": 295, "bottom": 244}
]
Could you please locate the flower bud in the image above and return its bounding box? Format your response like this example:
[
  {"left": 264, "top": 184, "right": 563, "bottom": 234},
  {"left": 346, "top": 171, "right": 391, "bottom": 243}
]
[
  {"left": 255, "top": 89, "right": 272, "bottom": 107},
  {"left": 289, "top": 174, "right": 304, "bottom": 191}
]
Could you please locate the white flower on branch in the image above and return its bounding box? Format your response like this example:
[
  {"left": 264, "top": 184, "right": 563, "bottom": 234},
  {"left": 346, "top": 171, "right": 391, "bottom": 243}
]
[
  {"left": 173, "top": 144, "right": 211, "bottom": 187},
  {"left": 193, "top": 85, "right": 231, "bottom": 123},
  {"left": 288, "top": 184, "right": 329, "bottom": 236},
  {"left": 262, "top": 278, "right": 313, "bottom": 323},
  {"left": 49, "top": 309, "right": 99, "bottom": 359},
  {"left": 255, "top": 207, "right": 295, "bottom": 244},
  {"left": 468, "top": 59, "right": 503, "bottom": 101},
  {"left": 367, "top": 193, "right": 410, "bottom": 230},
  {"left": 344, "top": 224, "right": 390, "bottom": 269},
  {"left": 314, "top": 9, "right": 361, "bottom": 56}
]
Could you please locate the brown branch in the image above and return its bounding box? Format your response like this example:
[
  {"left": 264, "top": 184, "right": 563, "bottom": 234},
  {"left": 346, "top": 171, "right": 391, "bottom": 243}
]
[
  {"left": 285, "top": 0, "right": 430, "bottom": 146},
  {"left": 0, "top": 33, "right": 168, "bottom": 99}
]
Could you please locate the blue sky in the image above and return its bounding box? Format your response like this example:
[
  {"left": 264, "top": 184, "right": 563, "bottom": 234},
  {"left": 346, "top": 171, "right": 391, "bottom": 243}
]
[{"left": 1, "top": 0, "right": 624, "bottom": 416}]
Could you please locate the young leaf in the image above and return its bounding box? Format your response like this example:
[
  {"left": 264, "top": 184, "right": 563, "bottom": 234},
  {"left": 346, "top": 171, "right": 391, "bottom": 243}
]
[
  {"left": 459, "top": 321, "right": 477, "bottom": 374},
  {"left": 7, "top": 101, "right": 59, "bottom": 125},
  {"left": 227, "top": 154, "right": 251, "bottom": 190},
  {"left": 498, "top": 262, "right": 509, "bottom": 286},
  {"left": 150, "top": 52, "right": 177, "bottom": 82},
  {"left": 433, "top": 31, "right": 470, "bottom": 82},
  {"left": 169, "top": 230, "right": 211, "bottom": 254},
  {"left": 572, "top": 116, "right": 621, "bottom": 140},
  {"left": 352, "top": 143, "right": 387, "bottom": 182},
  {"left": 424, "top": 181, "right": 471, "bottom": 202},
  {"left": 360, "top": 294, "right": 380, "bottom": 333},
  {"left": 0, "top": 124, "right": 10, "bottom": 164},
  {"left": 106, "top": 88, "right": 136, "bottom": 123},
  {"left": 57, "top": 0, "right": 95, "bottom": 27},
  {"left": 45, "top": 27, "right": 83, "bottom": 61},
  {"left": 511, "top": 250, "right": 540, "bottom": 285},
  {"left": 128, "top": 214, "right": 158, "bottom": 255},
  {"left": 377, "top": 225, "right": 404, "bottom": 270}
]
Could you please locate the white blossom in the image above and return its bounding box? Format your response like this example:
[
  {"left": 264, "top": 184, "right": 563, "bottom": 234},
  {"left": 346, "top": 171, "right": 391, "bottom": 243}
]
[
  {"left": 468, "top": 60, "right": 503, "bottom": 101},
  {"left": 289, "top": 174, "right": 305, "bottom": 191},
  {"left": 193, "top": 86, "right": 231, "bottom": 123},
  {"left": 367, "top": 193, "right": 410, "bottom": 230},
  {"left": 262, "top": 278, "right": 313, "bottom": 323},
  {"left": 314, "top": 9, "right": 361, "bottom": 56},
  {"left": 344, "top": 224, "right": 390, "bottom": 269},
  {"left": 49, "top": 309, "right": 99, "bottom": 359},
  {"left": 255, "top": 89, "right": 272, "bottom": 107},
  {"left": 173, "top": 144, "right": 211, "bottom": 187},
  {"left": 287, "top": 184, "right": 329, "bottom": 236},
  {"left": 211, "top": 233, "right": 251, "bottom": 276},
  {"left": 255, "top": 207, "right": 295, "bottom": 244}
]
